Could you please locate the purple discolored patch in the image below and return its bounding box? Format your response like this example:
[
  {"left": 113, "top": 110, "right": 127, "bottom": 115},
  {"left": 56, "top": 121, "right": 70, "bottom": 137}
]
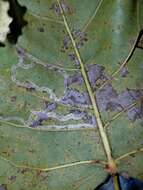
[
  {"left": 106, "top": 101, "right": 122, "bottom": 112},
  {"left": 120, "top": 66, "right": 129, "bottom": 77},
  {"left": 69, "top": 109, "right": 97, "bottom": 125},
  {"left": 96, "top": 84, "right": 118, "bottom": 111},
  {"left": 83, "top": 114, "right": 97, "bottom": 125},
  {"left": 16, "top": 46, "right": 25, "bottom": 57},
  {"left": 60, "top": 0, "right": 73, "bottom": 15},
  {"left": 44, "top": 102, "right": 57, "bottom": 112},
  {"left": 65, "top": 73, "right": 83, "bottom": 88},
  {"left": 117, "top": 89, "right": 143, "bottom": 108},
  {"left": 30, "top": 120, "right": 42, "bottom": 127},
  {"left": 65, "top": 64, "right": 107, "bottom": 88},
  {"left": 127, "top": 107, "right": 143, "bottom": 121},
  {"left": 61, "top": 89, "right": 90, "bottom": 105},
  {"left": 87, "top": 64, "right": 107, "bottom": 87},
  {"left": 69, "top": 109, "right": 85, "bottom": 117},
  {"left": 34, "top": 112, "right": 49, "bottom": 120},
  {"left": 103, "top": 88, "right": 143, "bottom": 121},
  {"left": 72, "top": 29, "right": 88, "bottom": 49},
  {"left": 30, "top": 102, "right": 57, "bottom": 127},
  {"left": 24, "top": 81, "right": 36, "bottom": 91},
  {"left": 62, "top": 29, "right": 87, "bottom": 63},
  {"left": 68, "top": 53, "right": 80, "bottom": 65},
  {"left": 50, "top": 2, "right": 61, "bottom": 16},
  {"left": 63, "top": 36, "right": 70, "bottom": 50},
  {"left": 50, "top": 0, "right": 72, "bottom": 16},
  {"left": 63, "top": 64, "right": 143, "bottom": 121},
  {"left": 116, "top": 89, "right": 143, "bottom": 121}
]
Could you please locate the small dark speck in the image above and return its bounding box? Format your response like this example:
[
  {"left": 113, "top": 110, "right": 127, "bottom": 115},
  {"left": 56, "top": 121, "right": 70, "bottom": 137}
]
[
  {"left": 26, "top": 87, "right": 35, "bottom": 92},
  {"left": 60, "top": 49, "right": 65, "bottom": 53},
  {"left": 20, "top": 169, "right": 29, "bottom": 174},
  {"left": 51, "top": 25, "right": 55, "bottom": 28},
  {"left": 28, "top": 149, "right": 35, "bottom": 153},
  {"left": 131, "top": 154, "right": 135, "bottom": 158},
  {"left": 8, "top": 175, "right": 16, "bottom": 181},
  {"left": 78, "top": 142, "right": 81, "bottom": 145},
  {"left": 11, "top": 96, "right": 17, "bottom": 102},
  {"left": 37, "top": 27, "right": 44, "bottom": 32}
]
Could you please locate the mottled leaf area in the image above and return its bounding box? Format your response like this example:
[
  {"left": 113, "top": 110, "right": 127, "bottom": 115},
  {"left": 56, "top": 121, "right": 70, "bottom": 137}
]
[{"left": 0, "top": 0, "right": 143, "bottom": 190}]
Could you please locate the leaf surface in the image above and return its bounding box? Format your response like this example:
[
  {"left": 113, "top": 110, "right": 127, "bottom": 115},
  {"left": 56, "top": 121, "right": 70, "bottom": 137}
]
[{"left": 0, "top": 0, "right": 143, "bottom": 189}]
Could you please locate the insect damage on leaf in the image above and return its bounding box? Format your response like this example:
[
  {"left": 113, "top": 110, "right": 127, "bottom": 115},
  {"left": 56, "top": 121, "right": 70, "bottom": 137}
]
[
  {"left": 0, "top": 0, "right": 12, "bottom": 44},
  {"left": 0, "top": 0, "right": 143, "bottom": 189},
  {"left": 12, "top": 46, "right": 143, "bottom": 129}
]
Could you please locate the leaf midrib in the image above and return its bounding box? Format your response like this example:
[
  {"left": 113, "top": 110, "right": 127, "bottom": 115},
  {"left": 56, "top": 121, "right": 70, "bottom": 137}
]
[{"left": 56, "top": 0, "right": 117, "bottom": 173}]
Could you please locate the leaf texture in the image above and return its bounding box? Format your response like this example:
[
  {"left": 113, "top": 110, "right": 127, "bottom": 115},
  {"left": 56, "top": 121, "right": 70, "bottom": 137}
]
[{"left": 0, "top": 0, "right": 143, "bottom": 189}]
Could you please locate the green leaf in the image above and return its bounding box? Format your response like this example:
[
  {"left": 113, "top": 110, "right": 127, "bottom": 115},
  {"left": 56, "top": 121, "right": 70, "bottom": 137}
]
[{"left": 0, "top": 0, "right": 143, "bottom": 189}]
